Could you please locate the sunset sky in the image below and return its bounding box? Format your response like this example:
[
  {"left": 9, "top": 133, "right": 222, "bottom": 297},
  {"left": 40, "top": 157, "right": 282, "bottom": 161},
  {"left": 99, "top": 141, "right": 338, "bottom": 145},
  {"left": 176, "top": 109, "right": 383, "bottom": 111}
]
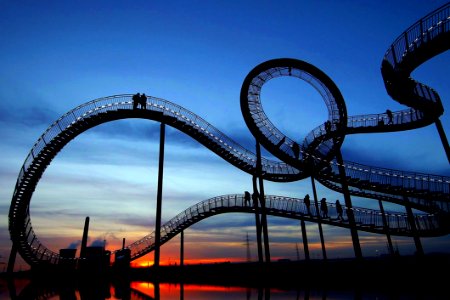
[{"left": 1, "top": 1, "right": 449, "bottom": 271}]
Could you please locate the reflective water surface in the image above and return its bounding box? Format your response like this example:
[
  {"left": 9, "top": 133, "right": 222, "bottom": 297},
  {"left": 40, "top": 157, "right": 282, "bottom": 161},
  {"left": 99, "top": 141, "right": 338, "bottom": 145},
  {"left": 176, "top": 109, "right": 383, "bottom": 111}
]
[{"left": 0, "top": 277, "right": 445, "bottom": 300}]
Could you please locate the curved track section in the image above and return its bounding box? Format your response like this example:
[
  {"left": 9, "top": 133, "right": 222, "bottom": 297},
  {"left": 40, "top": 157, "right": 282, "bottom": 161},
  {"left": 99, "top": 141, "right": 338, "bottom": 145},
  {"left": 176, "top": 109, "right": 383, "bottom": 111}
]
[
  {"left": 240, "top": 58, "right": 347, "bottom": 175},
  {"left": 8, "top": 95, "right": 303, "bottom": 266},
  {"left": 318, "top": 2, "right": 450, "bottom": 210},
  {"left": 8, "top": 3, "right": 450, "bottom": 267},
  {"left": 122, "top": 194, "right": 445, "bottom": 261}
]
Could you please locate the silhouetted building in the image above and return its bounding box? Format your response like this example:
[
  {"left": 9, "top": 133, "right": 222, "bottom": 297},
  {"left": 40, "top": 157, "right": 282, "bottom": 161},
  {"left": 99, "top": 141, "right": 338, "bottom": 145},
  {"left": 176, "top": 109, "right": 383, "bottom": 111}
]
[
  {"left": 58, "top": 248, "right": 77, "bottom": 271},
  {"left": 60, "top": 248, "right": 77, "bottom": 258},
  {"left": 79, "top": 246, "right": 110, "bottom": 274},
  {"left": 113, "top": 248, "right": 131, "bottom": 271}
]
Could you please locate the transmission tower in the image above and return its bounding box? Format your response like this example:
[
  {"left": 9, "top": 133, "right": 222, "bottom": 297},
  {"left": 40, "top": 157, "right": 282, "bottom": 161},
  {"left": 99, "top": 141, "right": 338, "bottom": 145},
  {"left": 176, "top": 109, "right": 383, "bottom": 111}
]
[
  {"left": 296, "top": 243, "right": 301, "bottom": 261},
  {"left": 245, "top": 233, "right": 251, "bottom": 262}
]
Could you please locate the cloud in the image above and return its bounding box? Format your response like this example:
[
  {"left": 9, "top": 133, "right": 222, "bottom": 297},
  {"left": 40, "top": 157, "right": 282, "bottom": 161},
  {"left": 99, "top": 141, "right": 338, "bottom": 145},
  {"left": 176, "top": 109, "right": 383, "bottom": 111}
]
[
  {"left": 0, "top": 90, "right": 58, "bottom": 128},
  {"left": 90, "top": 239, "right": 106, "bottom": 247},
  {"left": 112, "top": 217, "right": 154, "bottom": 230},
  {"left": 67, "top": 240, "right": 81, "bottom": 249},
  {"left": 341, "top": 130, "right": 450, "bottom": 176}
]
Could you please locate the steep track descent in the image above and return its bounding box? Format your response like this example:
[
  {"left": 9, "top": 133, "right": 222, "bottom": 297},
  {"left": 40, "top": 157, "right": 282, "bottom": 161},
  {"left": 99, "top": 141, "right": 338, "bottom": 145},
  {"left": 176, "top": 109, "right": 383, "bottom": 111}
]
[{"left": 8, "top": 3, "right": 450, "bottom": 266}]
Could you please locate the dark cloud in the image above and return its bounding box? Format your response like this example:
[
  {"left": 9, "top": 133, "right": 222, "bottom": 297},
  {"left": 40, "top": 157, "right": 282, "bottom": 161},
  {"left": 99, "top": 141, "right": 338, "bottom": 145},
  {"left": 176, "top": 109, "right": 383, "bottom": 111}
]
[
  {"left": 30, "top": 206, "right": 92, "bottom": 220},
  {"left": 0, "top": 203, "right": 11, "bottom": 214},
  {"left": 0, "top": 226, "right": 10, "bottom": 241},
  {"left": 190, "top": 212, "right": 305, "bottom": 231},
  {"left": 113, "top": 216, "right": 153, "bottom": 229},
  {"left": 0, "top": 93, "right": 58, "bottom": 128},
  {"left": 341, "top": 143, "right": 450, "bottom": 176},
  {"left": 82, "top": 119, "right": 163, "bottom": 143},
  {"left": 190, "top": 214, "right": 255, "bottom": 230},
  {"left": 87, "top": 118, "right": 257, "bottom": 153}
]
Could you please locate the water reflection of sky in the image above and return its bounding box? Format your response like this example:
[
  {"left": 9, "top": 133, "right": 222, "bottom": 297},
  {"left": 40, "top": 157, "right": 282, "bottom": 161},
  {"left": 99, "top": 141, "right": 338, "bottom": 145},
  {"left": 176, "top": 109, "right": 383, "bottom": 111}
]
[
  {"left": 0, "top": 278, "right": 431, "bottom": 300},
  {"left": 132, "top": 283, "right": 356, "bottom": 300}
]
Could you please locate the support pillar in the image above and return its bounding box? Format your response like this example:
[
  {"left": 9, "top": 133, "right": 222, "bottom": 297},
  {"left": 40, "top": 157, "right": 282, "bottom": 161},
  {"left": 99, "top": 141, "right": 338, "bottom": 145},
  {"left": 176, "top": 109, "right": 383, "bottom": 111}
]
[
  {"left": 180, "top": 230, "right": 184, "bottom": 267},
  {"left": 154, "top": 281, "right": 160, "bottom": 300},
  {"left": 252, "top": 175, "right": 263, "bottom": 264},
  {"left": 154, "top": 122, "right": 165, "bottom": 268},
  {"left": 404, "top": 197, "right": 424, "bottom": 256},
  {"left": 435, "top": 119, "right": 450, "bottom": 164},
  {"left": 378, "top": 200, "right": 394, "bottom": 255},
  {"left": 256, "top": 142, "right": 270, "bottom": 263},
  {"left": 335, "top": 151, "right": 362, "bottom": 259},
  {"left": 310, "top": 173, "right": 327, "bottom": 260},
  {"left": 7, "top": 243, "right": 17, "bottom": 274},
  {"left": 300, "top": 220, "right": 310, "bottom": 261},
  {"left": 180, "top": 282, "right": 184, "bottom": 300}
]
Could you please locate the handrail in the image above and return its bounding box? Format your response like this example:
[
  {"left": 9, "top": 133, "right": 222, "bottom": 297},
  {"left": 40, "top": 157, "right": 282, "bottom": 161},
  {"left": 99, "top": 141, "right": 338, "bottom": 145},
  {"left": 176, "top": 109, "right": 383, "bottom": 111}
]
[
  {"left": 118, "top": 194, "right": 442, "bottom": 260},
  {"left": 9, "top": 90, "right": 450, "bottom": 266},
  {"left": 13, "top": 92, "right": 450, "bottom": 203},
  {"left": 13, "top": 95, "right": 300, "bottom": 191},
  {"left": 382, "top": 3, "right": 449, "bottom": 113},
  {"left": 8, "top": 3, "right": 450, "bottom": 267},
  {"left": 384, "top": 2, "right": 450, "bottom": 67}
]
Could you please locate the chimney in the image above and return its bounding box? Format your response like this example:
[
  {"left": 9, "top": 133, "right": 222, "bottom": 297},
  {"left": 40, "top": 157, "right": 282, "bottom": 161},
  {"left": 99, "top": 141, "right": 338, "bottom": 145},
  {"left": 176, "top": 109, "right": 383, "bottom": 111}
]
[{"left": 80, "top": 216, "right": 90, "bottom": 258}]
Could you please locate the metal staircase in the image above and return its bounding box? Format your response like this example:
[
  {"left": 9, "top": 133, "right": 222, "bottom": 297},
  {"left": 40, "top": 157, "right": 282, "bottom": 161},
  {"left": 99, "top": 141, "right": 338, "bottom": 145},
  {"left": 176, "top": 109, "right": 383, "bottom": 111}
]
[
  {"left": 120, "top": 194, "right": 445, "bottom": 261},
  {"left": 8, "top": 3, "right": 450, "bottom": 267}
]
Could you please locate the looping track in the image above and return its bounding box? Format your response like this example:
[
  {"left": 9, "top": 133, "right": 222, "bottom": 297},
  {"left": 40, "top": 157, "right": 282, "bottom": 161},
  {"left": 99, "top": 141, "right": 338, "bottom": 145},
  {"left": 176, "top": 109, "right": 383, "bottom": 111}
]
[{"left": 9, "top": 3, "right": 450, "bottom": 266}]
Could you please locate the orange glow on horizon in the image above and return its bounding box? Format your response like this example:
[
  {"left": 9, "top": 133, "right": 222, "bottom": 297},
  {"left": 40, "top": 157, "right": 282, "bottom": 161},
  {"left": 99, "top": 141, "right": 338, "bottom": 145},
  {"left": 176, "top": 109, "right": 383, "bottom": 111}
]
[{"left": 131, "top": 257, "right": 247, "bottom": 268}]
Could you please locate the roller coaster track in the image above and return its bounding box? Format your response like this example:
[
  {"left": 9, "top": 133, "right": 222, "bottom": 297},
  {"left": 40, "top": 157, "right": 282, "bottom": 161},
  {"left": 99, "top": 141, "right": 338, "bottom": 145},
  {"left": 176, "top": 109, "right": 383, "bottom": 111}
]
[
  {"left": 122, "top": 194, "right": 447, "bottom": 261},
  {"left": 8, "top": 3, "right": 450, "bottom": 267}
]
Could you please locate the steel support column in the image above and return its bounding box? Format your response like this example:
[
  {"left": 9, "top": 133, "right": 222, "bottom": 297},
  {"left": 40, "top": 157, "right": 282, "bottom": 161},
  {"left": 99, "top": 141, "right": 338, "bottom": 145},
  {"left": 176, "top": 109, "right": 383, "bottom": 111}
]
[
  {"left": 310, "top": 173, "right": 327, "bottom": 260},
  {"left": 154, "top": 281, "right": 161, "bottom": 300},
  {"left": 154, "top": 122, "right": 165, "bottom": 268},
  {"left": 7, "top": 243, "right": 17, "bottom": 274},
  {"left": 335, "top": 150, "right": 362, "bottom": 259},
  {"left": 252, "top": 175, "right": 264, "bottom": 264},
  {"left": 435, "top": 119, "right": 450, "bottom": 164},
  {"left": 256, "top": 142, "right": 270, "bottom": 263},
  {"left": 180, "top": 282, "right": 184, "bottom": 300},
  {"left": 180, "top": 230, "right": 184, "bottom": 267},
  {"left": 378, "top": 200, "right": 394, "bottom": 255},
  {"left": 300, "top": 220, "right": 310, "bottom": 261},
  {"left": 404, "top": 196, "right": 424, "bottom": 256}
]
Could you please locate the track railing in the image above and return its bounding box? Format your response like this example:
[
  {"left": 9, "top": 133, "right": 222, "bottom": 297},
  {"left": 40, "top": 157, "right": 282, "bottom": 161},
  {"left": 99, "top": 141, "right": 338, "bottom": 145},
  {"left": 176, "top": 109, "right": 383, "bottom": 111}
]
[
  {"left": 9, "top": 90, "right": 450, "bottom": 266},
  {"left": 118, "top": 194, "right": 442, "bottom": 260},
  {"left": 384, "top": 3, "right": 450, "bottom": 67},
  {"left": 382, "top": 2, "right": 449, "bottom": 112},
  {"left": 8, "top": 3, "right": 450, "bottom": 267}
]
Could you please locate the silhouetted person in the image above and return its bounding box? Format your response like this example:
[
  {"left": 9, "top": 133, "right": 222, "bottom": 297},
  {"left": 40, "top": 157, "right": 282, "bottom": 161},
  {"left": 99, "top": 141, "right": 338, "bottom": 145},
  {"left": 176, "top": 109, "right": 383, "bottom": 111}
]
[
  {"left": 244, "top": 191, "right": 251, "bottom": 206},
  {"left": 325, "top": 120, "right": 331, "bottom": 133},
  {"left": 132, "top": 93, "right": 140, "bottom": 110},
  {"left": 139, "top": 93, "right": 147, "bottom": 109},
  {"left": 386, "top": 109, "right": 393, "bottom": 125},
  {"left": 320, "top": 197, "right": 328, "bottom": 218},
  {"left": 252, "top": 191, "right": 259, "bottom": 207},
  {"left": 335, "top": 199, "right": 343, "bottom": 221},
  {"left": 303, "top": 194, "right": 311, "bottom": 215},
  {"left": 292, "top": 142, "right": 300, "bottom": 159},
  {"left": 276, "top": 136, "right": 286, "bottom": 148}
]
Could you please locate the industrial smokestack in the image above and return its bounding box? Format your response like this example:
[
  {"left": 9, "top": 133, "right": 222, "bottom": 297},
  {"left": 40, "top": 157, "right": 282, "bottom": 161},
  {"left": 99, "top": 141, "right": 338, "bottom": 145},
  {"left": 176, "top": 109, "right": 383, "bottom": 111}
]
[{"left": 80, "top": 216, "right": 90, "bottom": 258}]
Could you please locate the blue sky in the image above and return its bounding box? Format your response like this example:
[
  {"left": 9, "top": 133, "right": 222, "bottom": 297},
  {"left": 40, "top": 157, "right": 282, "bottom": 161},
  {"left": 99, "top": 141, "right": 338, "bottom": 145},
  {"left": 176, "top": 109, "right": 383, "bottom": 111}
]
[{"left": 0, "top": 0, "right": 449, "bottom": 270}]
